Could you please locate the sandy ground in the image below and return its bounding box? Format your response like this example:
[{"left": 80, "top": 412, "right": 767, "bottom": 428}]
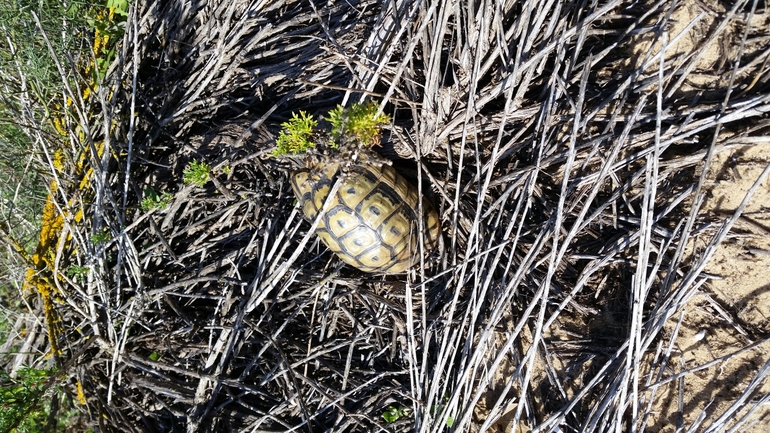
[
  {"left": 478, "top": 145, "right": 770, "bottom": 433},
  {"left": 644, "top": 4, "right": 770, "bottom": 430},
  {"left": 649, "top": 143, "right": 770, "bottom": 432},
  {"left": 479, "top": 3, "right": 770, "bottom": 430}
]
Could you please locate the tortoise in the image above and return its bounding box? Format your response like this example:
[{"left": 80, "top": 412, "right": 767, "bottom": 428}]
[{"left": 290, "top": 150, "right": 440, "bottom": 274}]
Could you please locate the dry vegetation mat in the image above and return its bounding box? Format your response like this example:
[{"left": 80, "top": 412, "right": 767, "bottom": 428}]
[{"left": 9, "top": 0, "right": 770, "bottom": 431}]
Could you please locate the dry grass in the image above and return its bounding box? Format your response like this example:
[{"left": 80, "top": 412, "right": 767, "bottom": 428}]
[{"left": 7, "top": 0, "right": 770, "bottom": 431}]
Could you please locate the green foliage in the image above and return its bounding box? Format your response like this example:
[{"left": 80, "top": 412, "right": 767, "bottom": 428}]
[
  {"left": 88, "top": 0, "right": 130, "bottom": 80},
  {"left": 273, "top": 111, "right": 318, "bottom": 156},
  {"left": 0, "top": 0, "right": 76, "bottom": 263},
  {"left": 430, "top": 396, "right": 455, "bottom": 427},
  {"left": 0, "top": 0, "right": 90, "bottom": 97},
  {"left": 183, "top": 160, "right": 211, "bottom": 187},
  {"left": 106, "top": 0, "right": 130, "bottom": 17},
  {"left": 66, "top": 265, "right": 89, "bottom": 283},
  {"left": 326, "top": 102, "right": 390, "bottom": 148},
  {"left": 272, "top": 103, "right": 391, "bottom": 156},
  {"left": 90, "top": 228, "right": 111, "bottom": 244},
  {"left": 382, "top": 405, "right": 408, "bottom": 423},
  {"left": 0, "top": 144, "right": 45, "bottom": 259},
  {"left": 0, "top": 367, "right": 55, "bottom": 433},
  {"left": 0, "top": 2, "right": 109, "bottom": 431},
  {"left": 0, "top": 308, "right": 13, "bottom": 350},
  {"left": 141, "top": 188, "right": 173, "bottom": 211}
]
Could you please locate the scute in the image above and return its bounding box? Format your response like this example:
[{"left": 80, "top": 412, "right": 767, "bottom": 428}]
[
  {"left": 326, "top": 207, "right": 360, "bottom": 237},
  {"left": 339, "top": 226, "right": 379, "bottom": 256},
  {"left": 380, "top": 211, "right": 411, "bottom": 246},
  {"left": 337, "top": 172, "right": 378, "bottom": 208},
  {"left": 358, "top": 192, "right": 395, "bottom": 227}
]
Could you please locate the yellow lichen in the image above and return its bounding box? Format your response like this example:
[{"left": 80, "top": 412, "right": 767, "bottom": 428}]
[
  {"left": 76, "top": 380, "right": 87, "bottom": 405},
  {"left": 52, "top": 149, "right": 65, "bottom": 173},
  {"left": 24, "top": 177, "right": 66, "bottom": 356},
  {"left": 24, "top": 4, "right": 115, "bottom": 360}
]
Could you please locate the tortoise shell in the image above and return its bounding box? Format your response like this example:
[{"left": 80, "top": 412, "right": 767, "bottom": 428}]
[{"left": 291, "top": 159, "right": 440, "bottom": 273}]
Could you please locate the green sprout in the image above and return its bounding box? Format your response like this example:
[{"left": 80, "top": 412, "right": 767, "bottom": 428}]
[
  {"left": 90, "top": 228, "right": 111, "bottom": 244},
  {"left": 430, "top": 396, "right": 455, "bottom": 427},
  {"left": 273, "top": 111, "right": 318, "bottom": 156},
  {"left": 382, "top": 405, "right": 409, "bottom": 423},
  {"left": 183, "top": 160, "right": 211, "bottom": 187},
  {"left": 66, "top": 265, "right": 89, "bottom": 283},
  {"left": 326, "top": 102, "right": 390, "bottom": 148},
  {"left": 141, "top": 188, "right": 174, "bottom": 211}
]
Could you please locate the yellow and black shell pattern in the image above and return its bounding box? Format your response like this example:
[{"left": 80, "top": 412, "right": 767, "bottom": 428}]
[{"left": 291, "top": 160, "right": 440, "bottom": 274}]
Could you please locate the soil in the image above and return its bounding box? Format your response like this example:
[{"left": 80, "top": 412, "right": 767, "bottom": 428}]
[
  {"left": 481, "top": 3, "right": 770, "bottom": 430},
  {"left": 642, "top": 4, "right": 770, "bottom": 430},
  {"left": 651, "top": 143, "right": 770, "bottom": 432}
]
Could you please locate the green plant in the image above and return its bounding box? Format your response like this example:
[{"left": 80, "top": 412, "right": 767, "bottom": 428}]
[
  {"left": 326, "top": 102, "right": 390, "bottom": 148},
  {"left": 0, "top": 0, "right": 79, "bottom": 270},
  {"left": 183, "top": 160, "right": 211, "bottom": 187},
  {"left": 87, "top": 0, "right": 130, "bottom": 80},
  {"left": 141, "top": 188, "right": 173, "bottom": 211},
  {"left": 0, "top": 367, "right": 55, "bottom": 432},
  {"left": 430, "top": 397, "right": 455, "bottom": 427},
  {"left": 273, "top": 111, "right": 318, "bottom": 156},
  {"left": 272, "top": 103, "right": 391, "bottom": 157},
  {"left": 90, "top": 228, "right": 111, "bottom": 244},
  {"left": 66, "top": 265, "right": 89, "bottom": 283},
  {"left": 0, "top": 308, "right": 13, "bottom": 350},
  {"left": 1, "top": 1, "right": 112, "bottom": 432},
  {"left": 106, "top": 0, "right": 130, "bottom": 16},
  {"left": 382, "top": 405, "right": 408, "bottom": 423}
]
